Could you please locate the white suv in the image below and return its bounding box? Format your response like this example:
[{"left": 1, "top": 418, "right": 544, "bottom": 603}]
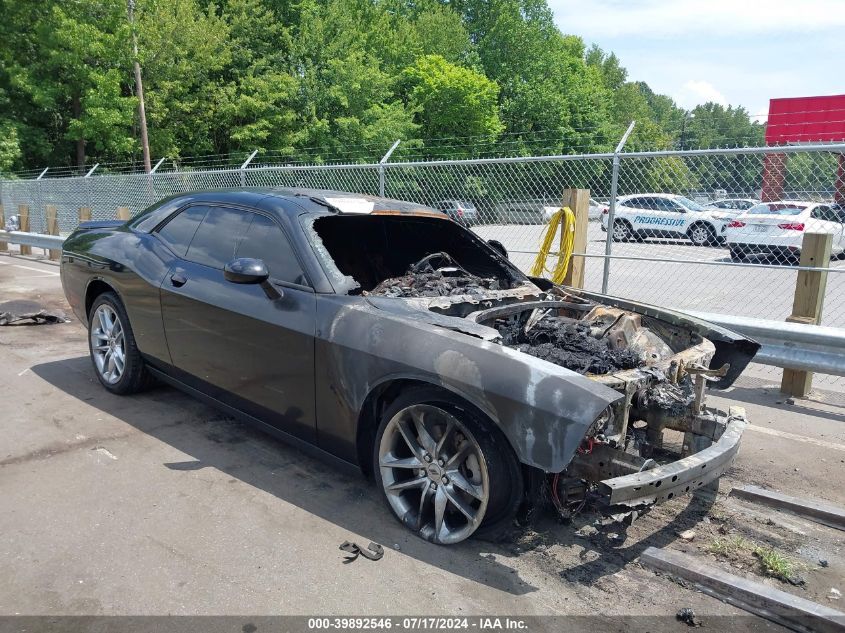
[{"left": 600, "top": 193, "right": 729, "bottom": 246}]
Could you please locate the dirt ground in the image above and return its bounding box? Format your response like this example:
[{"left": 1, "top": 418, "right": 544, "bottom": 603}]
[{"left": 0, "top": 252, "right": 843, "bottom": 627}]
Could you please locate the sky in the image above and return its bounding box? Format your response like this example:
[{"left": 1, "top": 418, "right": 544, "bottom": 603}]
[{"left": 548, "top": 0, "right": 845, "bottom": 121}]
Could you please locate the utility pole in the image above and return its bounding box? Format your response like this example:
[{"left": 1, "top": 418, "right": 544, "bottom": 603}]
[{"left": 127, "top": 0, "right": 151, "bottom": 173}]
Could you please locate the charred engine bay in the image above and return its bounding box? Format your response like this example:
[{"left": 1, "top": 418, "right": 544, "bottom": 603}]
[
  {"left": 498, "top": 317, "right": 643, "bottom": 375},
  {"left": 367, "top": 255, "right": 654, "bottom": 376},
  {"left": 368, "top": 252, "right": 506, "bottom": 298}
]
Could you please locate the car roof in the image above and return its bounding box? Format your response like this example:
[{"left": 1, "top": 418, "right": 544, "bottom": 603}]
[{"left": 130, "top": 187, "right": 443, "bottom": 232}]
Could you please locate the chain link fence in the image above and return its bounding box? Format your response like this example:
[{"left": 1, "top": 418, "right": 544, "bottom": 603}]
[{"left": 3, "top": 142, "right": 845, "bottom": 384}]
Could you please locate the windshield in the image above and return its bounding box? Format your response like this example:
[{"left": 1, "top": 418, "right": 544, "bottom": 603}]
[
  {"left": 675, "top": 196, "right": 706, "bottom": 211},
  {"left": 748, "top": 203, "right": 807, "bottom": 216}
]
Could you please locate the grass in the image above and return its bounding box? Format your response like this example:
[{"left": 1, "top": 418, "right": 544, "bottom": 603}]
[
  {"left": 706, "top": 536, "right": 798, "bottom": 583},
  {"left": 753, "top": 546, "right": 796, "bottom": 582},
  {"left": 707, "top": 536, "right": 750, "bottom": 557}
]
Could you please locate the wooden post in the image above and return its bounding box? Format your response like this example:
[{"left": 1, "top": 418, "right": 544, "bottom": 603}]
[
  {"left": 780, "top": 231, "right": 833, "bottom": 397},
  {"left": 45, "top": 204, "right": 60, "bottom": 261},
  {"left": 79, "top": 206, "right": 92, "bottom": 223},
  {"left": 562, "top": 188, "right": 590, "bottom": 288},
  {"left": 18, "top": 204, "right": 31, "bottom": 255},
  {"left": 0, "top": 204, "right": 6, "bottom": 252},
  {"left": 116, "top": 206, "right": 130, "bottom": 221}
]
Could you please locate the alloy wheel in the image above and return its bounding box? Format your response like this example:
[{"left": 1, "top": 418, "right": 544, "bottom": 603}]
[
  {"left": 690, "top": 225, "right": 711, "bottom": 246},
  {"left": 90, "top": 304, "right": 125, "bottom": 384},
  {"left": 378, "top": 404, "right": 489, "bottom": 544}
]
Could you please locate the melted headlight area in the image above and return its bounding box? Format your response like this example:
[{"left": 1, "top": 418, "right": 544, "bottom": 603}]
[{"left": 467, "top": 298, "right": 732, "bottom": 521}]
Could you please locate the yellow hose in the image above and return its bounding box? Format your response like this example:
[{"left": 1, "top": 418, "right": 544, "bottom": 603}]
[{"left": 530, "top": 206, "right": 575, "bottom": 284}]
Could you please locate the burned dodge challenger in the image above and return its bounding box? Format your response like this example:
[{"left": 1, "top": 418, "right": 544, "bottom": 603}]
[{"left": 61, "top": 188, "right": 758, "bottom": 544}]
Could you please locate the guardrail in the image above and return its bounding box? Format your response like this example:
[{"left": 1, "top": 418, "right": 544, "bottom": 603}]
[
  {"left": 683, "top": 310, "right": 845, "bottom": 377},
  {"left": 0, "top": 230, "right": 64, "bottom": 251}
]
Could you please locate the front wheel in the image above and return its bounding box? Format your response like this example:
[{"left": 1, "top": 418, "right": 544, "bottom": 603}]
[
  {"left": 373, "top": 388, "right": 522, "bottom": 545},
  {"left": 88, "top": 291, "right": 153, "bottom": 395}
]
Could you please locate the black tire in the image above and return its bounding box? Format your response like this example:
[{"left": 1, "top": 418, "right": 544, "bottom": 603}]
[
  {"left": 729, "top": 246, "right": 746, "bottom": 262},
  {"left": 372, "top": 386, "right": 523, "bottom": 544},
  {"left": 611, "top": 219, "right": 633, "bottom": 242},
  {"left": 87, "top": 291, "right": 154, "bottom": 395},
  {"left": 688, "top": 223, "right": 717, "bottom": 247}
]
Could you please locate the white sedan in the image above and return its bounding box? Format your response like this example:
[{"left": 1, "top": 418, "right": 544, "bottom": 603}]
[
  {"left": 600, "top": 193, "right": 729, "bottom": 246},
  {"left": 725, "top": 201, "right": 845, "bottom": 261}
]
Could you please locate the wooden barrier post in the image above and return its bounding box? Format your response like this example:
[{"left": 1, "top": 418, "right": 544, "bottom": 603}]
[
  {"left": 18, "top": 204, "right": 31, "bottom": 255},
  {"left": 79, "top": 206, "right": 92, "bottom": 223},
  {"left": 45, "top": 204, "right": 61, "bottom": 260},
  {"left": 562, "top": 188, "right": 590, "bottom": 289},
  {"left": 781, "top": 231, "right": 833, "bottom": 397},
  {"left": 116, "top": 206, "right": 130, "bottom": 221},
  {"left": 0, "top": 204, "right": 6, "bottom": 252}
]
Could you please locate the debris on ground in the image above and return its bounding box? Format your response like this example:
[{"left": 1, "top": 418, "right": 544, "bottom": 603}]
[
  {"left": 339, "top": 541, "right": 384, "bottom": 563},
  {"left": 829, "top": 588, "right": 841, "bottom": 601},
  {"left": 0, "top": 300, "right": 69, "bottom": 326},
  {"left": 498, "top": 318, "right": 642, "bottom": 375},
  {"left": 676, "top": 608, "right": 703, "bottom": 627},
  {"left": 820, "top": 559, "right": 829, "bottom": 568},
  {"left": 575, "top": 525, "right": 598, "bottom": 538},
  {"left": 677, "top": 529, "right": 696, "bottom": 541}
]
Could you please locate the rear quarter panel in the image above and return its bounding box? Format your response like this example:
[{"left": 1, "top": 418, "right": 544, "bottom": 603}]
[{"left": 62, "top": 227, "right": 175, "bottom": 366}]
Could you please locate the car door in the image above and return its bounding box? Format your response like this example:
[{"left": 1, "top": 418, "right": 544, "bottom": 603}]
[
  {"left": 651, "top": 197, "right": 688, "bottom": 236},
  {"left": 158, "top": 204, "right": 317, "bottom": 442},
  {"left": 622, "top": 196, "right": 650, "bottom": 232}
]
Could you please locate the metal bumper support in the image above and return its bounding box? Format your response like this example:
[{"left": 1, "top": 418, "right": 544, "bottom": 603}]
[{"left": 596, "top": 406, "right": 747, "bottom": 511}]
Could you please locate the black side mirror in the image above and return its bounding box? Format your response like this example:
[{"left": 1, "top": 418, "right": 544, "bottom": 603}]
[
  {"left": 224, "top": 258, "right": 269, "bottom": 284},
  {"left": 487, "top": 239, "right": 509, "bottom": 260}
]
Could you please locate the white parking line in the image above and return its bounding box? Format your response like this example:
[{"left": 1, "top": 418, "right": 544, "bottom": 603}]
[
  {"left": 748, "top": 424, "right": 845, "bottom": 452},
  {"left": 0, "top": 259, "right": 60, "bottom": 276}
]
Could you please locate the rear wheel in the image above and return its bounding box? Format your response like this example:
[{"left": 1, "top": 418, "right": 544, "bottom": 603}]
[
  {"left": 373, "top": 388, "right": 522, "bottom": 545},
  {"left": 88, "top": 291, "right": 153, "bottom": 395},
  {"left": 612, "top": 219, "right": 633, "bottom": 242},
  {"left": 688, "top": 223, "right": 717, "bottom": 246}
]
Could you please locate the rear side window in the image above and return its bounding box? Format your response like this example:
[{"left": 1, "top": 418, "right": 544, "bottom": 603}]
[
  {"left": 236, "top": 213, "right": 308, "bottom": 286},
  {"left": 186, "top": 206, "right": 251, "bottom": 269},
  {"left": 156, "top": 206, "right": 208, "bottom": 256}
]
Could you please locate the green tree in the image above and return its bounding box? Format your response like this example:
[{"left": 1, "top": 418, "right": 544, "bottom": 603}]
[{"left": 402, "top": 55, "right": 503, "bottom": 153}]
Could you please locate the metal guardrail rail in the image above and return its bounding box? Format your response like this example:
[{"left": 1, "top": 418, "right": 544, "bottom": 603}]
[
  {"left": 1, "top": 230, "right": 843, "bottom": 377},
  {"left": 0, "top": 230, "right": 64, "bottom": 251},
  {"left": 683, "top": 310, "right": 845, "bottom": 377}
]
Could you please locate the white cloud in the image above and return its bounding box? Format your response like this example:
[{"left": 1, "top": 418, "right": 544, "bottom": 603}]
[
  {"left": 673, "top": 80, "right": 729, "bottom": 109},
  {"left": 549, "top": 0, "right": 845, "bottom": 38}
]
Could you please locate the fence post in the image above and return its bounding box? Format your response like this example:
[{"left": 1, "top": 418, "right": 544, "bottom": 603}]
[
  {"left": 18, "top": 204, "right": 31, "bottom": 255},
  {"left": 379, "top": 139, "right": 401, "bottom": 197},
  {"left": 116, "top": 206, "right": 130, "bottom": 221},
  {"left": 45, "top": 204, "right": 60, "bottom": 260},
  {"left": 239, "top": 150, "right": 259, "bottom": 187},
  {"left": 601, "top": 121, "right": 635, "bottom": 294},
  {"left": 562, "top": 188, "right": 590, "bottom": 288},
  {"left": 780, "top": 231, "right": 833, "bottom": 397},
  {"left": 79, "top": 206, "right": 92, "bottom": 224},
  {"left": 0, "top": 204, "right": 6, "bottom": 252}
]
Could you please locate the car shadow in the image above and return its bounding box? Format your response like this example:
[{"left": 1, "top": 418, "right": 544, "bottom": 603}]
[
  {"left": 31, "top": 356, "right": 539, "bottom": 596},
  {"left": 31, "top": 355, "right": 713, "bottom": 592}
]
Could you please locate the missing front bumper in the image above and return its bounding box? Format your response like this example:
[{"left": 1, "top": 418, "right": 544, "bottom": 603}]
[{"left": 593, "top": 406, "right": 747, "bottom": 512}]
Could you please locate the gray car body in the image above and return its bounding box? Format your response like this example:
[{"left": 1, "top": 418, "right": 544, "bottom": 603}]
[{"left": 60, "top": 188, "right": 750, "bottom": 478}]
